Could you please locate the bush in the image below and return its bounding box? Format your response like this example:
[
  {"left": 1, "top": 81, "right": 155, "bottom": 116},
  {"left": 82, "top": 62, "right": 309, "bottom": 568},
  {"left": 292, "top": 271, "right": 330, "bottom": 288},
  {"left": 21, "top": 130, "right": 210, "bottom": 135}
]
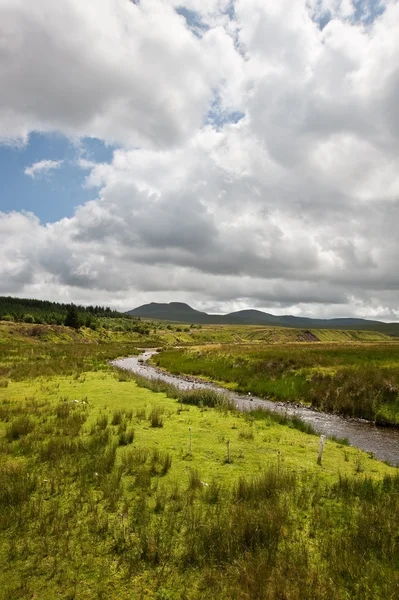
[{"left": 23, "top": 314, "right": 35, "bottom": 323}]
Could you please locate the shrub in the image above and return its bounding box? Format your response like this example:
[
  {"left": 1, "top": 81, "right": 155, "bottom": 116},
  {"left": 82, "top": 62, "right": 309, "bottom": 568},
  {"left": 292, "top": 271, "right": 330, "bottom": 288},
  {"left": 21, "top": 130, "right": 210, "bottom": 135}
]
[{"left": 23, "top": 314, "right": 35, "bottom": 323}]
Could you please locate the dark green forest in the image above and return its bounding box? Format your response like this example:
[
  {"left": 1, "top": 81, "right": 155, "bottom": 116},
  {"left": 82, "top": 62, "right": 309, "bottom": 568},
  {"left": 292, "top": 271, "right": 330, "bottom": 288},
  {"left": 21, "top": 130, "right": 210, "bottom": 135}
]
[{"left": 0, "top": 296, "right": 130, "bottom": 329}]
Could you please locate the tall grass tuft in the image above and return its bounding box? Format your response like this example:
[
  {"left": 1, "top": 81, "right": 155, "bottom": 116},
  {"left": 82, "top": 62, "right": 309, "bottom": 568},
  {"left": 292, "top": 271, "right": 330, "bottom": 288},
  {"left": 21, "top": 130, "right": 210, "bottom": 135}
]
[
  {"left": 6, "top": 416, "right": 35, "bottom": 440},
  {"left": 178, "top": 388, "right": 234, "bottom": 411},
  {"left": 111, "top": 410, "right": 123, "bottom": 425},
  {"left": 149, "top": 407, "right": 164, "bottom": 428},
  {"left": 0, "top": 461, "right": 36, "bottom": 508},
  {"left": 234, "top": 466, "right": 296, "bottom": 504},
  {"left": 188, "top": 468, "right": 202, "bottom": 491},
  {"left": 118, "top": 429, "right": 134, "bottom": 446}
]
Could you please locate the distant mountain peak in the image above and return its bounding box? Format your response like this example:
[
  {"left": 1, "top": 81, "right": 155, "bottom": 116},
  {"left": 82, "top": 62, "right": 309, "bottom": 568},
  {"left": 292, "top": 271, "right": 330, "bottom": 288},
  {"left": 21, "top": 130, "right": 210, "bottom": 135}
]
[{"left": 125, "top": 302, "right": 398, "bottom": 335}]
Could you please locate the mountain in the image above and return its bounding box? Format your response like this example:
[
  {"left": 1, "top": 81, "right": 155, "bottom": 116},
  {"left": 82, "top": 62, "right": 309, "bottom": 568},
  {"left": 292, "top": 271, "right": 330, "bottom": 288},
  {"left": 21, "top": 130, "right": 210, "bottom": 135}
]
[
  {"left": 127, "top": 302, "right": 210, "bottom": 323},
  {"left": 126, "top": 302, "right": 399, "bottom": 336}
]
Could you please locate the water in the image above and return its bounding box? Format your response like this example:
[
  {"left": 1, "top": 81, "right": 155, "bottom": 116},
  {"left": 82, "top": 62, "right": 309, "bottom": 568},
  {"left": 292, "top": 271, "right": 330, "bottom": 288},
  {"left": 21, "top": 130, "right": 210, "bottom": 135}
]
[{"left": 112, "top": 351, "right": 399, "bottom": 466}]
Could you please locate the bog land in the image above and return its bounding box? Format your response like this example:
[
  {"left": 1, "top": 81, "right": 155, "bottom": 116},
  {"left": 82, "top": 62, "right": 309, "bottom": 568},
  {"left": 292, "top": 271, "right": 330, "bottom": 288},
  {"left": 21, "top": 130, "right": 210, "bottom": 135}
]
[{"left": 1, "top": 320, "right": 399, "bottom": 599}]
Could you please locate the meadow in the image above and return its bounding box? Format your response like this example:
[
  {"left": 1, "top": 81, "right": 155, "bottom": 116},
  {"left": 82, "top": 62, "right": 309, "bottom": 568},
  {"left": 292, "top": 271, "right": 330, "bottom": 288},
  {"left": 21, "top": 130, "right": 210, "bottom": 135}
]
[
  {"left": 153, "top": 342, "right": 399, "bottom": 424},
  {"left": 2, "top": 321, "right": 399, "bottom": 598}
]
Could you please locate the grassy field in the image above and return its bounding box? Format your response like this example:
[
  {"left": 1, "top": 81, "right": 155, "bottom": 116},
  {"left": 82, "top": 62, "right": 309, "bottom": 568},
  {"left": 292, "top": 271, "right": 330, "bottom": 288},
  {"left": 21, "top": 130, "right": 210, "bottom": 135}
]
[
  {"left": 0, "top": 318, "right": 392, "bottom": 348},
  {"left": 2, "top": 322, "right": 399, "bottom": 598},
  {"left": 153, "top": 343, "right": 399, "bottom": 424}
]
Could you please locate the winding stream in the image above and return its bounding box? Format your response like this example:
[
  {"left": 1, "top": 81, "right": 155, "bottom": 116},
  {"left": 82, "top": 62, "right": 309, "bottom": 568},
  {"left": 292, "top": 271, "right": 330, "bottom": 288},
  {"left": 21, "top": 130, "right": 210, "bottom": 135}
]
[{"left": 112, "top": 350, "right": 399, "bottom": 466}]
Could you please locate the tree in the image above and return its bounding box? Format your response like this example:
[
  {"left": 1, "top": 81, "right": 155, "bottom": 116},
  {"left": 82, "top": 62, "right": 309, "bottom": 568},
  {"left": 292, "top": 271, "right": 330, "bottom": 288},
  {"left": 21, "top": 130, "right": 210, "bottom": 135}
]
[{"left": 65, "top": 305, "right": 81, "bottom": 330}]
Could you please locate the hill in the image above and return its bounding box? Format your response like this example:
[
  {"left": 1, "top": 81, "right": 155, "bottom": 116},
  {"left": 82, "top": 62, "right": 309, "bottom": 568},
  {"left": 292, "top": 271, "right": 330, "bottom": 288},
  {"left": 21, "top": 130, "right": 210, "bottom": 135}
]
[
  {"left": 126, "top": 301, "right": 208, "bottom": 323},
  {"left": 127, "top": 302, "right": 399, "bottom": 336}
]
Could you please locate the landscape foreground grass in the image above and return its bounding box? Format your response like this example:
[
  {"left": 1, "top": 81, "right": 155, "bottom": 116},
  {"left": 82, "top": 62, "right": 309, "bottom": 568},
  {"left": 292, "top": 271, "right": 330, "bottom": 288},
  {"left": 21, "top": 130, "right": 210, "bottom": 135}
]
[{"left": 1, "top": 322, "right": 399, "bottom": 599}]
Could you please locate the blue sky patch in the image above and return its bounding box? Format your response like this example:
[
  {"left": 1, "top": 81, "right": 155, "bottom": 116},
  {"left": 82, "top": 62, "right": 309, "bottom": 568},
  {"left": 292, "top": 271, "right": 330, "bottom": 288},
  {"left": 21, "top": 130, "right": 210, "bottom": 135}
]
[
  {"left": 353, "top": 0, "right": 385, "bottom": 24},
  {"left": 206, "top": 92, "right": 245, "bottom": 129},
  {"left": 312, "top": 0, "right": 385, "bottom": 29},
  {"left": 175, "top": 7, "right": 209, "bottom": 37},
  {"left": 0, "top": 134, "right": 114, "bottom": 224}
]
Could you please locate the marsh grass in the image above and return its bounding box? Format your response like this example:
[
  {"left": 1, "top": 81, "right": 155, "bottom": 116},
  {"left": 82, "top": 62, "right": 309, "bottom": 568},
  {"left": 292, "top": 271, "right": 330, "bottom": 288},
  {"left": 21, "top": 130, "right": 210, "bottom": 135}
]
[
  {"left": 0, "top": 339, "right": 141, "bottom": 381},
  {"left": 149, "top": 406, "right": 164, "bottom": 428},
  {"left": 238, "top": 428, "right": 254, "bottom": 440},
  {"left": 246, "top": 407, "right": 317, "bottom": 435},
  {"left": 2, "top": 328, "right": 399, "bottom": 598},
  {"left": 111, "top": 410, "right": 123, "bottom": 425},
  {"left": 155, "top": 343, "right": 399, "bottom": 424},
  {"left": 1, "top": 387, "right": 399, "bottom": 599},
  {"left": 188, "top": 468, "right": 202, "bottom": 490},
  {"left": 5, "top": 416, "right": 35, "bottom": 440},
  {"left": 118, "top": 429, "right": 134, "bottom": 446}
]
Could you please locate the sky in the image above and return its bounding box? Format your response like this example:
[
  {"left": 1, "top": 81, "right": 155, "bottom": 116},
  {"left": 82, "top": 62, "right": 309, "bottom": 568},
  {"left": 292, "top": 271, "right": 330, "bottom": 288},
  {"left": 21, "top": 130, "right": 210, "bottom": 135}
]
[{"left": 1, "top": 0, "right": 399, "bottom": 320}]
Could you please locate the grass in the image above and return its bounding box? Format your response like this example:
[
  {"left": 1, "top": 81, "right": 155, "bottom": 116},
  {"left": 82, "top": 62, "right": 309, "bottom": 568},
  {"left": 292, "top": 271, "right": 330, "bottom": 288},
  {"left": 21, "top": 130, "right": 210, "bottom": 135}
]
[
  {"left": 1, "top": 364, "right": 398, "bottom": 599},
  {"left": 0, "top": 318, "right": 391, "bottom": 349},
  {"left": 154, "top": 343, "right": 399, "bottom": 424},
  {"left": 2, "top": 322, "right": 399, "bottom": 598}
]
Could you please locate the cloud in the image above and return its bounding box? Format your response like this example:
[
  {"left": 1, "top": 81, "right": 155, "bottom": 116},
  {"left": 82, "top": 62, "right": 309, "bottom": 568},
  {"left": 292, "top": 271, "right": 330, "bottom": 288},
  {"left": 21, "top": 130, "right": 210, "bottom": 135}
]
[
  {"left": 24, "top": 159, "right": 63, "bottom": 178},
  {"left": 0, "top": 0, "right": 240, "bottom": 148},
  {"left": 1, "top": 0, "right": 399, "bottom": 319}
]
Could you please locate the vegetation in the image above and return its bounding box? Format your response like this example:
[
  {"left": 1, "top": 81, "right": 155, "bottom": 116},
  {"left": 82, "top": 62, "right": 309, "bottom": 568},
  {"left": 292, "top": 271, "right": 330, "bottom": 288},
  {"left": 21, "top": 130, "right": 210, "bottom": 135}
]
[
  {"left": 2, "top": 320, "right": 399, "bottom": 597},
  {"left": 64, "top": 304, "right": 81, "bottom": 329},
  {"left": 3, "top": 295, "right": 398, "bottom": 338},
  {"left": 0, "top": 296, "right": 159, "bottom": 336},
  {"left": 154, "top": 343, "right": 399, "bottom": 424},
  {"left": 0, "top": 295, "right": 127, "bottom": 326},
  {"left": 1, "top": 336, "right": 398, "bottom": 599}
]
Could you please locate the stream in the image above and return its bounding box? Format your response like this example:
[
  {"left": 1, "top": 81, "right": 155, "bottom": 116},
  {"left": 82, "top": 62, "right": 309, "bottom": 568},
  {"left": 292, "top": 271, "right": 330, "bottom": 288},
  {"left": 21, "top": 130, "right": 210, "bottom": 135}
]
[{"left": 112, "top": 350, "right": 399, "bottom": 466}]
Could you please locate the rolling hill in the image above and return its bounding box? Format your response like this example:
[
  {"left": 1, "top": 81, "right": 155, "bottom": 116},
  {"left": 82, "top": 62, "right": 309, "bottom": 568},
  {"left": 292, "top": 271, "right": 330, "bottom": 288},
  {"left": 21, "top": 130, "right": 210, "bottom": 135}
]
[{"left": 127, "top": 302, "right": 399, "bottom": 336}]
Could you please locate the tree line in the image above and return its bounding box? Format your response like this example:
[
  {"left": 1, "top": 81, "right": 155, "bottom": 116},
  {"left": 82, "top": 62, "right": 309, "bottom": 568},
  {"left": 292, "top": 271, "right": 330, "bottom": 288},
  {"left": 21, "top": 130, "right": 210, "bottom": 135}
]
[{"left": 0, "top": 296, "right": 132, "bottom": 329}]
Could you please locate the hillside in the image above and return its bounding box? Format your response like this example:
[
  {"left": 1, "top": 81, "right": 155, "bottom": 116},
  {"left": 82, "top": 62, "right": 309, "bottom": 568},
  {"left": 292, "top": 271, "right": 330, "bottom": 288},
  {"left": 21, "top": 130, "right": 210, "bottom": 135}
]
[{"left": 127, "top": 302, "right": 399, "bottom": 336}]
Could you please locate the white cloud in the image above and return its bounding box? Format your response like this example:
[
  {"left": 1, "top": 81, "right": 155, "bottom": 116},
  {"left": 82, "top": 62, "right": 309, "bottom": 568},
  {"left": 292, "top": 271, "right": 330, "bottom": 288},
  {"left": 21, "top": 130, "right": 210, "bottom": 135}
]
[
  {"left": 0, "top": 0, "right": 240, "bottom": 148},
  {"left": 1, "top": 0, "right": 399, "bottom": 318},
  {"left": 24, "top": 159, "right": 63, "bottom": 178}
]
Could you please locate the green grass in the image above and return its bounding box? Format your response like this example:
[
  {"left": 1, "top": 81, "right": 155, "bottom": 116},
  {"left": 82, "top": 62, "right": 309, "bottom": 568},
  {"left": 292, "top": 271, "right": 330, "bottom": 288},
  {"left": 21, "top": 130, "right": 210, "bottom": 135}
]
[
  {"left": 154, "top": 343, "right": 399, "bottom": 424},
  {"left": 1, "top": 369, "right": 398, "bottom": 599},
  {"left": 2, "top": 323, "right": 399, "bottom": 598},
  {"left": 0, "top": 319, "right": 391, "bottom": 349}
]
